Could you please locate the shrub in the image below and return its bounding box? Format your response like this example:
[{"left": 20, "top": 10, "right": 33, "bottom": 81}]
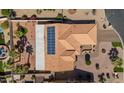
[
  {"left": 103, "top": 24, "right": 106, "bottom": 29},
  {"left": 7, "top": 58, "right": 13, "bottom": 65},
  {"left": 31, "top": 74, "right": 36, "bottom": 80},
  {"left": 6, "top": 40, "right": 10, "bottom": 46},
  {"left": 22, "top": 15, "right": 28, "bottom": 20},
  {"left": 20, "top": 74, "right": 25, "bottom": 80},
  {"left": 92, "top": 9, "right": 96, "bottom": 15},
  {"left": 95, "top": 63, "right": 100, "bottom": 70},
  {"left": 15, "top": 65, "right": 29, "bottom": 74},
  {"left": 56, "top": 13, "right": 63, "bottom": 20},
  {"left": 1, "top": 21, "right": 9, "bottom": 30},
  {"left": 101, "top": 48, "right": 106, "bottom": 53},
  {"left": 86, "top": 60, "right": 91, "bottom": 65}
]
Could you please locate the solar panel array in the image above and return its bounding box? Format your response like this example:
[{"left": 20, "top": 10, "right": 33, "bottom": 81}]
[{"left": 47, "top": 26, "right": 55, "bottom": 54}]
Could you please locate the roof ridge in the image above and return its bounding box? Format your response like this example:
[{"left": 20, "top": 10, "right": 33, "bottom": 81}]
[
  {"left": 60, "top": 56, "right": 75, "bottom": 62},
  {"left": 59, "top": 25, "right": 72, "bottom": 39},
  {"left": 87, "top": 24, "right": 96, "bottom": 33},
  {"left": 65, "top": 35, "right": 81, "bottom": 54},
  {"left": 88, "top": 24, "right": 97, "bottom": 44}
]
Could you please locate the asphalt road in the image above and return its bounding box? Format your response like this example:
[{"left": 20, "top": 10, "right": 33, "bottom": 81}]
[{"left": 105, "top": 9, "right": 124, "bottom": 42}]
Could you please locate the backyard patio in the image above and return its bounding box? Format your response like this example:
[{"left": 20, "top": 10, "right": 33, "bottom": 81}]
[{"left": 11, "top": 20, "right": 36, "bottom": 71}]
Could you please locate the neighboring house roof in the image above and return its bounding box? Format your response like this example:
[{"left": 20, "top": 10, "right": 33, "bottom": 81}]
[{"left": 45, "top": 23, "right": 97, "bottom": 72}]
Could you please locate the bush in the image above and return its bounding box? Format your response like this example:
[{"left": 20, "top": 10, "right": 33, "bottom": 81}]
[
  {"left": 31, "top": 74, "right": 36, "bottom": 80},
  {"left": 101, "top": 48, "right": 106, "bottom": 53},
  {"left": 114, "top": 67, "right": 123, "bottom": 72},
  {"left": 1, "top": 9, "right": 11, "bottom": 17},
  {"left": 20, "top": 74, "right": 25, "bottom": 80},
  {"left": 22, "top": 15, "right": 28, "bottom": 20},
  {"left": 6, "top": 40, "right": 10, "bottom": 46},
  {"left": 1, "top": 21, "right": 9, "bottom": 30},
  {"left": 86, "top": 60, "right": 91, "bottom": 65},
  {"left": 95, "top": 63, "right": 100, "bottom": 70},
  {"left": 7, "top": 58, "right": 13, "bottom": 65},
  {"left": 15, "top": 65, "right": 29, "bottom": 74}
]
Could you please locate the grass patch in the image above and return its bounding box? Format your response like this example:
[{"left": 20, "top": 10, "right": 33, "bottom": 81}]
[
  {"left": 112, "top": 42, "right": 123, "bottom": 49},
  {"left": 1, "top": 21, "right": 9, "bottom": 30},
  {"left": 1, "top": 9, "right": 11, "bottom": 17},
  {"left": 0, "top": 33, "right": 5, "bottom": 44},
  {"left": 113, "top": 66, "right": 123, "bottom": 72},
  {"left": 0, "top": 39, "right": 5, "bottom": 44},
  {"left": 0, "top": 61, "right": 4, "bottom": 72},
  {"left": 113, "top": 58, "right": 123, "bottom": 66}
]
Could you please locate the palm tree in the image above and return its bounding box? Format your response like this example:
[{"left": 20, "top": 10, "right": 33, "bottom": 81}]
[{"left": 26, "top": 44, "right": 33, "bottom": 66}]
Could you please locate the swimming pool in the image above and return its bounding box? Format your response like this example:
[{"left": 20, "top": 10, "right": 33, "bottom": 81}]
[
  {"left": 0, "top": 27, "right": 3, "bottom": 33},
  {"left": 0, "top": 45, "right": 9, "bottom": 59}
]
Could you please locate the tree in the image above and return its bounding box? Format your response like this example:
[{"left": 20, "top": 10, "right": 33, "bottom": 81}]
[
  {"left": 15, "top": 30, "right": 24, "bottom": 38},
  {"left": 1, "top": 21, "right": 9, "bottom": 30},
  {"left": 1, "top": 9, "right": 11, "bottom": 17}
]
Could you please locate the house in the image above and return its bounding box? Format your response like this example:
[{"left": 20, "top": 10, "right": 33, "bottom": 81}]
[{"left": 36, "top": 23, "right": 97, "bottom": 72}]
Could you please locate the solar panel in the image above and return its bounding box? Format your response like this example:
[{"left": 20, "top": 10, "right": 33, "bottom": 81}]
[{"left": 47, "top": 26, "right": 55, "bottom": 54}]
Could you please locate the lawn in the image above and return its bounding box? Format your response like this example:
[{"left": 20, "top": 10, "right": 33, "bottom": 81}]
[
  {"left": 0, "top": 33, "right": 5, "bottom": 44},
  {"left": 114, "top": 66, "right": 123, "bottom": 72},
  {"left": 112, "top": 42, "right": 123, "bottom": 49},
  {"left": 0, "top": 61, "right": 4, "bottom": 72}
]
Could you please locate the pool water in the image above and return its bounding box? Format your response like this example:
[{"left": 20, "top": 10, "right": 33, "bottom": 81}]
[
  {"left": 0, "top": 49, "right": 2, "bottom": 55},
  {"left": 0, "top": 27, "right": 3, "bottom": 33}
]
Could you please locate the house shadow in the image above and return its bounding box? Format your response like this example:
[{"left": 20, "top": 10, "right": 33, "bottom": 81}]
[{"left": 53, "top": 69, "right": 94, "bottom": 83}]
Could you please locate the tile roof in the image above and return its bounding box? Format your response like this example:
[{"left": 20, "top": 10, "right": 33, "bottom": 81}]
[{"left": 45, "top": 23, "right": 97, "bottom": 72}]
